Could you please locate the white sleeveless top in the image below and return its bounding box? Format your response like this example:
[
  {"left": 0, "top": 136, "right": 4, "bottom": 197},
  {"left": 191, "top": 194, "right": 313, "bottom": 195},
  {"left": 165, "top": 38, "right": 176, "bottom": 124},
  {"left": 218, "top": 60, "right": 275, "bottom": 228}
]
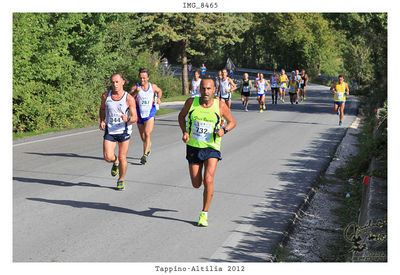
[
  {"left": 270, "top": 76, "right": 278, "bottom": 88},
  {"left": 257, "top": 80, "right": 266, "bottom": 95},
  {"left": 190, "top": 78, "right": 201, "bottom": 98},
  {"left": 136, "top": 83, "right": 155, "bottom": 118},
  {"left": 219, "top": 78, "right": 231, "bottom": 99},
  {"left": 105, "top": 91, "right": 132, "bottom": 135}
]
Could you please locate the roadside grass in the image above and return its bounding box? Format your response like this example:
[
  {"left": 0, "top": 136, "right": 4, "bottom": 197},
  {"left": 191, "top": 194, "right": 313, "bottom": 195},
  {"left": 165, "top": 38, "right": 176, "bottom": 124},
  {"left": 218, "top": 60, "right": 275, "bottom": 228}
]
[
  {"left": 274, "top": 94, "right": 387, "bottom": 262},
  {"left": 13, "top": 121, "right": 99, "bottom": 140},
  {"left": 326, "top": 98, "right": 387, "bottom": 261},
  {"left": 155, "top": 107, "right": 177, "bottom": 116},
  {"left": 13, "top": 108, "right": 176, "bottom": 141},
  {"left": 310, "top": 77, "right": 333, "bottom": 87},
  {"left": 163, "top": 94, "right": 190, "bottom": 102},
  {"left": 272, "top": 243, "right": 301, "bottom": 262}
]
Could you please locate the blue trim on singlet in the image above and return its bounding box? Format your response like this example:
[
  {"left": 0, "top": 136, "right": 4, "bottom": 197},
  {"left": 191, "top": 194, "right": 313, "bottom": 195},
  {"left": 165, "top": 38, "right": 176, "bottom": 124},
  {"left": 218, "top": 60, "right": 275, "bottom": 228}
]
[
  {"left": 137, "top": 105, "right": 156, "bottom": 124},
  {"left": 136, "top": 83, "right": 156, "bottom": 123},
  {"left": 213, "top": 112, "right": 220, "bottom": 142}
]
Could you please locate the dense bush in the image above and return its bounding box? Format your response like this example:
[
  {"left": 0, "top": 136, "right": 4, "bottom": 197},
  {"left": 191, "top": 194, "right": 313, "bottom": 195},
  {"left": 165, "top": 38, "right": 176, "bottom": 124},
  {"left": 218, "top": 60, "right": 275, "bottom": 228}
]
[{"left": 12, "top": 13, "right": 181, "bottom": 133}]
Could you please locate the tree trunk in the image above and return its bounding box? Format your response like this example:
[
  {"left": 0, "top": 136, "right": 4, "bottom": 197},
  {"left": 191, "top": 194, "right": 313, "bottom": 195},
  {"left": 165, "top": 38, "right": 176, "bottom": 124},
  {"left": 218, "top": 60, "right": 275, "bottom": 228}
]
[{"left": 181, "top": 39, "right": 189, "bottom": 95}]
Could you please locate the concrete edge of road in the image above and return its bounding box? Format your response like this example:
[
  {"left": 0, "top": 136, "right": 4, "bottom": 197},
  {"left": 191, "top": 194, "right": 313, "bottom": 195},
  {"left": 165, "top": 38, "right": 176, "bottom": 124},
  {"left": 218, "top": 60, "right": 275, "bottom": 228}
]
[{"left": 269, "top": 99, "right": 362, "bottom": 261}]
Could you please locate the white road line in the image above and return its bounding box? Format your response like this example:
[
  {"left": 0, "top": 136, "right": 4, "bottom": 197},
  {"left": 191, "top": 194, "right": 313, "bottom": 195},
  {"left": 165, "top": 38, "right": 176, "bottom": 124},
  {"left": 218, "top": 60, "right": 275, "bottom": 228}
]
[
  {"left": 13, "top": 129, "right": 99, "bottom": 147},
  {"left": 12, "top": 111, "right": 179, "bottom": 148}
]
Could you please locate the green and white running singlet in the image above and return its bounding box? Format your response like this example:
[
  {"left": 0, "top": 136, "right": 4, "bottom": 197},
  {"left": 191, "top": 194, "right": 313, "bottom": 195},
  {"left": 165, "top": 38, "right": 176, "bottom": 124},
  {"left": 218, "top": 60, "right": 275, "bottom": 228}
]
[{"left": 187, "top": 97, "right": 222, "bottom": 151}]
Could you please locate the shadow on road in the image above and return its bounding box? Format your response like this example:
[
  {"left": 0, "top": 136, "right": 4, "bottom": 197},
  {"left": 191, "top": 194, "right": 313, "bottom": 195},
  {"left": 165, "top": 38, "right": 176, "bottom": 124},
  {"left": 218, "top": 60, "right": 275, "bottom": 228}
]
[
  {"left": 25, "top": 152, "right": 104, "bottom": 161},
  {"left": 24, "top": 152, "right": 143, "bottom": 166},
  {"left": 26, "top": 198, "right": 197, "bottom": 226},
  {"left": 13, "top": 176, "right": 116, "bottom": 190},
  {"left": 208, "top": 127, "right": 347, "bottom": 262}
]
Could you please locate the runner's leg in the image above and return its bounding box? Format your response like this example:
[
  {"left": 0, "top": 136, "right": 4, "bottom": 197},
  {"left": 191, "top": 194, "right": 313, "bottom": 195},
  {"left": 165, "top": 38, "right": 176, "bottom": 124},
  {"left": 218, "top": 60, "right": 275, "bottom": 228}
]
[
  {"left": 271, "top": 90, "right": 275, "bottom": 104},
  {"left": 189, "top": 163, "right": 204, "bottom": 188},
  {"left": 117, "top": 139, "right": 130, "bottom": 181},
  {"left": 138, "top": 118, "right": 154, "bottom": 155},
  {"left": 226, "top": 99, "right": 231, "bottom": 109},
  {"left": 103, "top": 139, "right": 118, "bottom": 164},
  {"left": 202, "top": 158, "right": 218, "bottom": 212},
  {"left": 143, "top": 118, "right": 154, "bottom": 154},
  {"left": 245, "top": 96, "right": 249, "bottom": 108},
  {"left": 339, "top": 103, "right": 345, "bottom": 122},
  {"left": 334, "top": 103, "right": 339, "bottom": 115},
  {"left": 137, "top": 123, "right": 146, "bottom": 153}
]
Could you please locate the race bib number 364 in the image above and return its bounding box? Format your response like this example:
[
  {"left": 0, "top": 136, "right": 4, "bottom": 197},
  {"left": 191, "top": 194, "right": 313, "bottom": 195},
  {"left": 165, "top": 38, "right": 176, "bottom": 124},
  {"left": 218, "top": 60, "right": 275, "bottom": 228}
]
[{"left": 193, "top": 121, "right": 213, "bottom": 142}]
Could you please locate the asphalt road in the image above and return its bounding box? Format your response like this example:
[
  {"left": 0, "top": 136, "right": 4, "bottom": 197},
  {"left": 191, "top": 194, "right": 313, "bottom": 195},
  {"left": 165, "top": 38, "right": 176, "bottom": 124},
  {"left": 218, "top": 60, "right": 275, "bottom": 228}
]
[{"left": 13, "top": 83, "right": 358, "bottom": 262}]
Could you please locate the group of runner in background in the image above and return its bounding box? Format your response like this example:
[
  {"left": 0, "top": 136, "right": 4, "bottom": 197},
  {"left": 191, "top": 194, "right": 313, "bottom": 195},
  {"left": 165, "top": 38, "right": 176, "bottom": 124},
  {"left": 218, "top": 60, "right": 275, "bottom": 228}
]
[
  {"left": 240, "top": 69, "right": 310, "bottom": 113},
  {"left": 189, "top": 64, "right": 349, "bottom": 127},
  {"left": 190, "top": 67, "right": 310, "bottom": 112}
]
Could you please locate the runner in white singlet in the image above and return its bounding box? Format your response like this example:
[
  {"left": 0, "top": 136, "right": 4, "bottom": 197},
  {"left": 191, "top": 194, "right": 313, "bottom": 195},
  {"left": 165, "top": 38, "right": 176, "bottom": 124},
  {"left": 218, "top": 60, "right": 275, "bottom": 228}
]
[
  {"left": 218, "top": 68, "right": 237, "bottom": 109},
  {"left": 255, "top": 73, "right": 270, "bottom": 113},
  {"left": 99, "top": 73, "right": 137, "bottom": 190},
  {"left": 130, "top": 68, "right": 163, "bottom": 165},
  {"left": 190, "top": 71, "right": 202, "bottom": 98}
]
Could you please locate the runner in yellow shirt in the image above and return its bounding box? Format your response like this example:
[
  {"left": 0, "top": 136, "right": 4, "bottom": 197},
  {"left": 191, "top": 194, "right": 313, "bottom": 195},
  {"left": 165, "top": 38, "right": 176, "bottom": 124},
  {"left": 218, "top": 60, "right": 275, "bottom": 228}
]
[
  {"left": 330, "top": 75, "right": 350, "bottom": 126},
  {"left": 279, "top": 69, "right": 289, "bottom": 103}
]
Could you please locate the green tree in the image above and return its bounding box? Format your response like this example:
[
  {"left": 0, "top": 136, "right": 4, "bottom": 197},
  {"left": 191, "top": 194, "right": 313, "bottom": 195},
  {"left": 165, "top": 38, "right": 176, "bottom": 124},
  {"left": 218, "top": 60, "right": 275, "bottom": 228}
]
[
  {"left": 142, "top": 13, "right": 252, "bottom": 94},
  {"left": 324, "top": 13, "right": 387, "bottom": 87}
]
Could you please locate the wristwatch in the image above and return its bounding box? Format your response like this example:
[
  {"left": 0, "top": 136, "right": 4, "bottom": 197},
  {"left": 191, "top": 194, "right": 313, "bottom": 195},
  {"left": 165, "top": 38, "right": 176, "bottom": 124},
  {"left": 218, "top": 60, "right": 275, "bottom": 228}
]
[{"left": 223, "top": 127, "right": 229, "bottom": 134}]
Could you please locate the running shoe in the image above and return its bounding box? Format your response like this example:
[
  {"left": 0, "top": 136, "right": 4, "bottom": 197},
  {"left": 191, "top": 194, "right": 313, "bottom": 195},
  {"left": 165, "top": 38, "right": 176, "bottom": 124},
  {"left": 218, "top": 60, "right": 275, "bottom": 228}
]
[
  {"left": 244, "top": 107, "right": 248, "bottom": 112},
  {"left": 263, "top": 104, "right": 266, "bottom": 110},
  {"left": 304, "top": 96, "right": 306, "bottom": 100},
  {"left": 111, "top": 163, "right": 119, "bottom": 177},
  {"left": 140, "top": 153, "right": 149, "bottom": 165},
  {"left": 259, "top": 109, "right": 263, "bottom": 113},
  {"left": 337, "top": 110, "right": 340, "bottom": 116},
  {"left": 197, "top": 212, "right": 208, "bottom": 227},
  {"left": 116, "top": 180, "right": 125, "bottom": 191},
  {"left": 296, "top": 101, "right": 299, "bottom": 104},
  {"left": 339, "top": 121, "right": 343, "bottom": 126}
]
